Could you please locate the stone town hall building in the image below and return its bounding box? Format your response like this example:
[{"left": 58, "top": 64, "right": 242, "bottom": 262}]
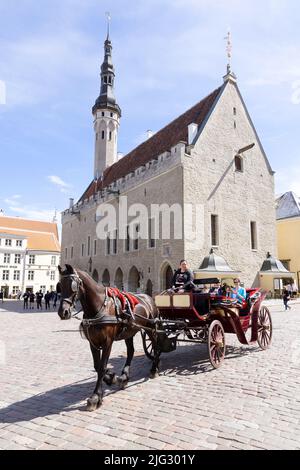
[{"left": 61, "top": 31, "right": 277, "bottom": 295}]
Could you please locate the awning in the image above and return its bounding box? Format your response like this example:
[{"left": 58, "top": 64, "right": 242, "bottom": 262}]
[
  {"left": 194, "top": 249, "right": 240, "bottom": 279},
  {"left": 259, "top": 252, "right": 294, "bottom": 277}
]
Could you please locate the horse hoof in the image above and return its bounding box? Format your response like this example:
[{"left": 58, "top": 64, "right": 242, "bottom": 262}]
[
  {"left": 150, "top": 371, "right": 159, "bottom": 379},
  {"left": 103, "top": 372, "right": 116, "bottom": 386},
  {"left": 86, "top": 395, "right": 101, "bottom": 412}
]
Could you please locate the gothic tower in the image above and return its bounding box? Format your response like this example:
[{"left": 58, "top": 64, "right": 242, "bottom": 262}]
[{"left": 92, "top": 31, "right": 121, "bottom": 179}]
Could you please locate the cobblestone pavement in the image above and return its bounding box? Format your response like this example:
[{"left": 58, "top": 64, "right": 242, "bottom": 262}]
[{"left": 0, "top": 299, "right": 300, "bottom": 450}]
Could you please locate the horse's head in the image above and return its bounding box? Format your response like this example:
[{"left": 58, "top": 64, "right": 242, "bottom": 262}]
[{"left": 57, "top": 264, "right": 82, "bottom": 320}]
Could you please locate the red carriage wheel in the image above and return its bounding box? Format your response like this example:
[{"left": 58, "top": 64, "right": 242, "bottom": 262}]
[
  {"left": 257, "top": 306, "right": 272, "bottom": 350},
  {"left": 208, "top": 320, "right": 226, "bottom": 369},
  {"left": 141, "top": 330, "right": 155, "bottom": 360}
]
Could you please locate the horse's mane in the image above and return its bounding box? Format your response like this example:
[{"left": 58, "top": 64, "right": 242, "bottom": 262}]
[{"left": 76, "top": 269, "right": 105, "bottom": 294}]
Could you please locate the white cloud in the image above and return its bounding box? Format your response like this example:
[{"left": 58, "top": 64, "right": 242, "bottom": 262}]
[
  {"left": 48, "top": 175, "right": 72, "bottom": 194},
  {"left": 7, "top": 205, "right": 59, "bottom": 223}
]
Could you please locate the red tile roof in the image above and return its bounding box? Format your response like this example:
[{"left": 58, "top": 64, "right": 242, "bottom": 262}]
[{"left": 80, "top": 86, "right": 222, "bottom": 202}]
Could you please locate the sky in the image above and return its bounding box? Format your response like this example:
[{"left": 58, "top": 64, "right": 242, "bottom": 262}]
[{"left": 0, "top": 0, "right": 299, "bottom": 225}]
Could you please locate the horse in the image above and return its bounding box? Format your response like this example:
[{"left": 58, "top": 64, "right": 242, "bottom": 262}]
[{"left": 57, "top": 264, "right": 161, "bottom": 411}]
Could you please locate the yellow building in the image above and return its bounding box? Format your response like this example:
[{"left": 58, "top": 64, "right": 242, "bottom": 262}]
[{"left": 276, "top": 191, "right": 300, "bottom": 291}]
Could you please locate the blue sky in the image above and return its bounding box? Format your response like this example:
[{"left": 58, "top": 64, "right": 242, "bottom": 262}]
[{"left": 0, "top": 0, "right": 299, "bottom": 224}]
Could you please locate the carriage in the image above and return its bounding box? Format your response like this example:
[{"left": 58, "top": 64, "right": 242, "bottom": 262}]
[{"left": 142, "top": 278, "right": 272, "bottom": 369}]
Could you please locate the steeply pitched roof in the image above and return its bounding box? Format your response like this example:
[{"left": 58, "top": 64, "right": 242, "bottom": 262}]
[
  {"left": 276, "top": 191, "right": 300, "bottom": 220},
  {"left": 0, "top": 216, "right": 60, "bottom": 252},
  {"left": 80, "top": 86, "right": 222, "bottom": 201}
]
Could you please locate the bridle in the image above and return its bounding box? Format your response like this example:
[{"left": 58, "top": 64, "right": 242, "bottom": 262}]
[{"left": 60, "top": 271, "right": 83, "bottom": 312}]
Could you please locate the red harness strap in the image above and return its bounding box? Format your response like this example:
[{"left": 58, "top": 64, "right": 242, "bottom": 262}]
[{"left": 108, "top": 287, "right": 140, "bottom": 311}]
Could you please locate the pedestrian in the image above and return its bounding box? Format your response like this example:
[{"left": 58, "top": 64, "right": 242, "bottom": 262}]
[
  {"left": 283, "top": 289, "right": 291, "bottom": 311},
  {"left": 36, "top": 290, "right": 43, "bottom": 310},
  {"left": 23, "top": 291, "right": 29, "bottom": 309},
  {"left": 292, "top": 281, "right": 298, "bottom": 299},
  {"left": 0, "top": 291, "right": 3, "bottom": 304},
  {"left": 53, "top": 291, "right": 58, "bottom": 309},
  {"left": 29, "top": 292, "right": 35, "bottom": 309},
  {"left": 45, "top": 291, "right": 51, "bottom": 310}
]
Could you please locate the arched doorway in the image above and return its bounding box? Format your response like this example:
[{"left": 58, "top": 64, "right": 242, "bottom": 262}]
[
  {"left": 145, "top": 279, "right": 153, "bottom": 297},
  {"left": 92, "top": 269, "right": 99, "bottom": 283},
  {"left": 102, "top": 269, "right": 110, "bottom": 287},
  {"left": 160, "top": 263, "right": 174, "bottom": 291},
  {"left": 114, "top": 268, "right": 124, "bottom": 290},
  {"left": 128, "top": 266, "right": 140, "bottom": 292}
]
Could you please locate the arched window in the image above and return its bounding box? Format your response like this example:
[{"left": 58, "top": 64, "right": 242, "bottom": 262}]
[
  {"left": 102, "top": 269, "right": 110, "bottom": 287},
  {"left": 235, "top": 155, "right": 243, "bottom": 172},
  {"left": 102, "top": 130, "right": 105, "bottom": 140}
]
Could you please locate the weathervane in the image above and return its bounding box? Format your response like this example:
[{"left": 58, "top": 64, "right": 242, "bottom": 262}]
[
  {"left": 105, "top": 11, "right": 111, "bottom": 38},
  {"left": 224, "top": 29, "right": 232, "bottom": 74}
]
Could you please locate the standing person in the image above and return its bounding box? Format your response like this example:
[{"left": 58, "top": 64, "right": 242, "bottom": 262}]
[
  {"left": 172, "top": 260, "right": 194, "bottom": 292},
  {"left": 283, "top": 289, "right": 291, "bottom": 311},
  {"left": 29, "top": 292, "right": 35, "bottom": 309},
  {"left": 23, "top": 291, "right": 29, "bottom": 310},
  {"left": 285, "top": 283, "right": 292, "bottom": 299},
  {"left": 45, "top": 291, "right": 51, "bottom": 310},
  {"left": 53, "top": 291, "right": 58, "bottom": 309},
  {"left": 36, "top": 290, "right": 43, "bottom": 310},
  {"left": 0, "top": 291, "right": 3, "bottom": 304},
  {"left": 292, "top": 281, "right": 298, "bottom": 299}
]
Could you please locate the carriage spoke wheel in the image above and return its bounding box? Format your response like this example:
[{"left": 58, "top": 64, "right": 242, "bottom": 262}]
[
  {"left": 141, "top": 330, "right": 155, "bottom": 360},
  {"left": 208, "top": 320, "right": 226, "bottom": 369},
  {"left": 257, "top": 306, "right": 272, "bottom": 350}
]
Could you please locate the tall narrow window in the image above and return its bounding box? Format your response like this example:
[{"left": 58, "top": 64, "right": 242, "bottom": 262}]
[
  {"left": 125, "top": 226, "right": 130, "bottom": 252},
  {"left": 211, "top": 215, "right": 219, "bottom": 247},
  {"left": 81, "top": 244, "right": 85, "bottom": 257},
  {"left": 109, "top": 131, "right": 112, "bottom": 141},
  {"left": 235, "top": 155, "right": 243, "bottom": 172},
  {"left": 71, "top": 247, "right": 74, "bottom": 259},
  {"left": 250, "top": 222, "right": 258, "bottom": 250},
  {"left": 102, "top": 130, "right": 105, "bottom": 140},
  {"left": 94, "top": 240, "right": 97, "bottom": 256},
  {"left": 148, "top": 218, "right": 156, "bottom": 248},
  {"left": 87, "top": 236, "right": 91, "bottom": 256},
  {"left": 133, "top": 225, "right": 140, "bottom": 251},
  {"left": 106, "top": 235, "right": 111, "bottom": 255},
  {"left": 112, "top": 230, "right": 118, "bottom": 255}
]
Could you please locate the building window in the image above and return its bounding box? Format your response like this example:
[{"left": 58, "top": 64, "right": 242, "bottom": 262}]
[
  {"left": 110, "top": 112, "right": 113, "bottom": 117},
  {"left": 40, "top": 286, "right": 46, "bottom": 293},
  {"left": 65, "top": 248, "right": 68, "bottom": 260},
  {"left": 5, "top": 239, "right": 12, "bottom": 246},
  {"left": 81, "top": 244, "right": 85, "bottom": 257},
  {"left": 50, "top": 271, "right": 55, "bottom": 281},
  {"left": 4, "top": 253, "right": 10, "bottom": 264},
  {"left": 125, "top": 226, "right": 130, "bottom": 252},
  {"left": 233, "top": 107, "right": 237, "bottom": 115},
  {"left": 102, "top": 131, "right": 105, "bottom": 140},
  {"left": 15, "top": 254, "right": 21, "bottom": 264},
  {"left": 133, "top": 225, "right": 140, "bottom": 251},
  {"left": 87, "top": 236, "right": 91, "bottom": 256},
  {"left": 51, "top": 256, "right": 56, "bottom": 266},
  {"left": 235, "top": 155, "right": 243, "bottom": 172},
  {"left": 211, "top": 215, "right": 219, "bottom": 247},
  {"left": 148, "top": 218, "right": 156, "bottom": 248},
  {"left": 28, "top": 271, "right": 34, "bottom": 281},
  {"left": 94, "top": 240, "right": 97, "bottom": 256},
  {"left": 2, "top": 270, "right": 9, "bottom": 281},
  {"left": 29, "top": 255, "right": 35, "bottom": 265},
  {"left": 104, "top": 76, "right": 108, "bottom": 84},
  {"left": 102, "top": 112, "right": 105, "bottom": 117},
  {"left": 12, "top": 286, "right": 19, "bottom": 296},
  {"left": 250, "top": 221, "right": 258, "bottom": 250},
  {"left": 112, "top": 230, "right": 118, "bottom": 255},
  {"left": 106, "top": 235, "right": 111, "bottom": 255},
  {"left": 16, "top": 240, "right": 23, "bottom": 247},
  {"left": 14, "top": 271, "right": 20, "bottom": 281},
  {"left": 71, "top": 247, "right": 74, "bottom": 259},
  {"left": 109, "top": 131, "right": 112, "bottom": 141}
]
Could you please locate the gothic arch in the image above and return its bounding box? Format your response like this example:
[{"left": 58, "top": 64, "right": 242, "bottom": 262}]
[
  {"left": 102, "top": 269, "right": 110, "bottom": 287},
  {"left": 160, "top": 262, "right": 174, "bottom": 291},
  {"left": 145, "top": 279, "right": 153, "bottom": 297},
  {"left": 92, "top": 269, "right": 99, "bottom": 283},
  {"left": 128, "top": 266, "right": 140, "bottom": 293},
  {"left": 114, "top": 268, "right": 124, "bottom": 290}
]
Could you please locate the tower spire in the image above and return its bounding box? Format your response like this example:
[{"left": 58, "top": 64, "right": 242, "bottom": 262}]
[
  {"left": 223, "top": 28, "right": 237, "bottom": 83},
  {"left": 105, "top": 11, "right": 111, "bottom": 40}
]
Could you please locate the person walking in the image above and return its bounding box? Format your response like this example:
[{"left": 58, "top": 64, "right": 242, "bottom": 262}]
[
  {"left": 0, "top": 291, "right": 4, "bottom": 304},
  {"left": 45, "top": 291, "right": 51, "bottom": 310},
  {"left": 53, "top": 291, "right": 58, "bottom": 309},
  {"left": 36, "top": 290, "right": 43, "bottom": 310},
  {"left": 283, "top": 289, "right": 291, "bottom": 311},
  {"left": 29, "top": 292, "right": 35, "bottom": 309},
  {"left": 23, "top": 291, "right": 29, "bottom": 310}
]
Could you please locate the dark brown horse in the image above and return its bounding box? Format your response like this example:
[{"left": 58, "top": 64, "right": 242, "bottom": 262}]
[{"left": 57, "top": 264, "right": 160, "bottom": 411}]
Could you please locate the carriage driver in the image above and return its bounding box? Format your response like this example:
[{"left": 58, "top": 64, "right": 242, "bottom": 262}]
[
  {"left": 172, "top": 260, "right": 194, "bottom": 292},
  {"left": 230, "top": 278, "right": 246, "bottom": 305}
]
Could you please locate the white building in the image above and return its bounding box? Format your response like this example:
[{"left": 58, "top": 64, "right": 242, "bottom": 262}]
[{"left": 0, "top": 214, "right": 60, "bottom": 298}]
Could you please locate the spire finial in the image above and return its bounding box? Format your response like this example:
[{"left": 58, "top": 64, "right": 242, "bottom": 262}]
[
  {"left": 224, "top": 29, "right": 232, "bottom": 73},
  {"left": 105, "top": 11, "right": 111, "bottom": 39}
]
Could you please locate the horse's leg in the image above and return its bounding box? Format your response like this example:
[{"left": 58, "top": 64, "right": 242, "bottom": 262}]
[
  {"left": 89, "top": 343, "right": 100, "bottom": 372},
  {"left": 116, "top": 336, "right": 135, "bottom": 389},
  {"left": 150, "top": 334, "right": 161, "bottom": 379},
  {"left": 87, "top": 341, "right": 113, "bottom": 412}
]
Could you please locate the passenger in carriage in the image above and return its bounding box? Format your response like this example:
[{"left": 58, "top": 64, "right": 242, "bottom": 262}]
[
  {"left": 229, "top": 278, "right": 246, "bottom": 305},
  {"left": 172, "top": 260, "right": 194, "bottom": 292}
]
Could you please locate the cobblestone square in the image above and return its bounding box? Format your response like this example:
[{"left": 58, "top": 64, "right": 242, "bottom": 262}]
[{"left": 0, "top": 299, "right": 300, "bottom": 450}]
